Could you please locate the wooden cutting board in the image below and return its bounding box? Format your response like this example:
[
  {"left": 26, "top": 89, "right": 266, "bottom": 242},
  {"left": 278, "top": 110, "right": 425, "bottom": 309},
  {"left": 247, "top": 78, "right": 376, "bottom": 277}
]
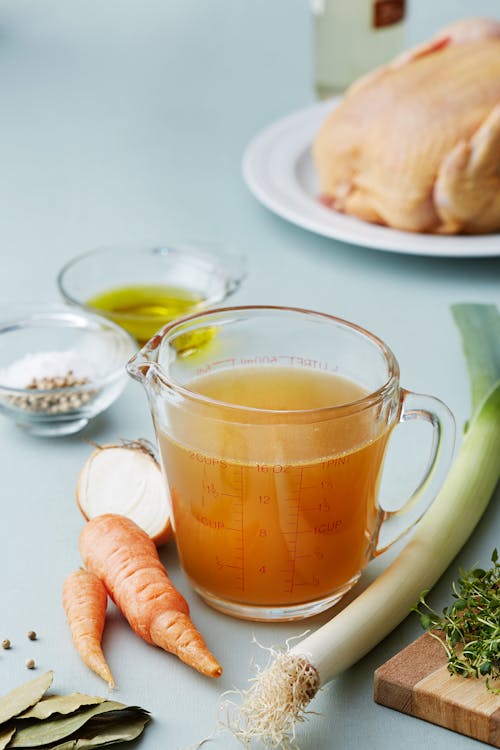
[{"left": 374, "top": 632, "right": 500, "bottom": 747}]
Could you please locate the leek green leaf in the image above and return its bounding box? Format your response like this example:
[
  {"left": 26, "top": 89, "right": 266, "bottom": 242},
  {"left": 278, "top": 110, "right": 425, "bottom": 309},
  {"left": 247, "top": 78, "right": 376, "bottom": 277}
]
[{"left": 451, "top": 303, "right": 500, "bottom": 416}]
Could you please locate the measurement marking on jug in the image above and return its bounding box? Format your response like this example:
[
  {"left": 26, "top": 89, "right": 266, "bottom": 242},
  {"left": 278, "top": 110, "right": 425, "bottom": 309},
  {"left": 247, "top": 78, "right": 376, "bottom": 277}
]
[
  {"left": 216, "top": 555, "right": 242, "bottom": 571},
  {"left": 194, "top": 513, "right": 225, "bottom": 529},
  {"left": 283, "top": 529, "right": 313, "bottom": 535},
  {"left": 293, "top": 577, "right": 320, "bottom": 587},
  {"left": 285, "top": 466, "right": 304, "bottom": 594},
  {"left": 275, "top": 354, "right": 331, "bottom": 371},
  {"left": 228, "top": 464, "right": 245, "bottom": 592}
]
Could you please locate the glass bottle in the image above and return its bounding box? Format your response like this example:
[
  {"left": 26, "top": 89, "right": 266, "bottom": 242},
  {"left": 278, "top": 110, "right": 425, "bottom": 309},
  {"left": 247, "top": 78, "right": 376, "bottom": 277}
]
[{"left": 312, "top": 0, "right": 407, "bottom": 99}]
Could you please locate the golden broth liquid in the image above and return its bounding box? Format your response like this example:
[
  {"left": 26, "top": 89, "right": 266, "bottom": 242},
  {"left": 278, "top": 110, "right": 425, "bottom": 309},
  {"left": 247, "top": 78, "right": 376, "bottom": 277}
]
[
  {"left": 159, "top": 366, "right": 392, "bottom": 609},
  {"left": 87, "top": 284, "right": 205, "bottom": 344}
]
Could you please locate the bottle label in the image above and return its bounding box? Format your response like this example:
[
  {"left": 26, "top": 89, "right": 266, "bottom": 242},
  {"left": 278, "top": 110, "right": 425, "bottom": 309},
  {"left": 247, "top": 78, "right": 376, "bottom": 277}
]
[{"left": 373, "top": 0, "right": 405, "bottom": 28}]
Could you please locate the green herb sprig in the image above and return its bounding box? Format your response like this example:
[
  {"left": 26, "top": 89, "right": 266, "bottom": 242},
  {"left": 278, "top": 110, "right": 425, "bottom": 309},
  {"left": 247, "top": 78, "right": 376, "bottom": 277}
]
[{"left": 414, "top": 549, "right": 500, "bottom": 693}]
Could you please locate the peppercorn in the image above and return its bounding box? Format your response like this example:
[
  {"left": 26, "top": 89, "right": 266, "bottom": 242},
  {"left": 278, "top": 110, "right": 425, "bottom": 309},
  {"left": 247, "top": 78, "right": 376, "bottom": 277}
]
[
  {"left": 1, "top": 639, "right": 11, "bottom": 649},
  {"left": 5, "top": 372, "right": 95, "bottom": 414},
  {"left": 25, "top": 658, "right": 35, "bottom": 669},
  {"left": 27, "top": 630, "right": 37, "bottom": 641}
]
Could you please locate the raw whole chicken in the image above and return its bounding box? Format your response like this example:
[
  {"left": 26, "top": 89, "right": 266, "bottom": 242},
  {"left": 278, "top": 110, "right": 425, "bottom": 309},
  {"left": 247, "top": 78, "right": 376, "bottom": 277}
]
[{"left": 313, "top": 18, "right": 500, "bottom": 234}]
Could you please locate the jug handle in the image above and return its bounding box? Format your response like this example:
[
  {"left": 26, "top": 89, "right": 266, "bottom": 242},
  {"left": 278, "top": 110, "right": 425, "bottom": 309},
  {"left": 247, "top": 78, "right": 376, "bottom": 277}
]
[{"left": 373, "top": 389, "right": 455, "bottom": 556}]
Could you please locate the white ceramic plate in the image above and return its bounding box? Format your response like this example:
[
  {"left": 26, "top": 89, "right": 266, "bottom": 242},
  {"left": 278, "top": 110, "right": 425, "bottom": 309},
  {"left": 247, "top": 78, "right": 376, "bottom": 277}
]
[{"left": 242, "top": 98, "right": 500, "bottom": 258}]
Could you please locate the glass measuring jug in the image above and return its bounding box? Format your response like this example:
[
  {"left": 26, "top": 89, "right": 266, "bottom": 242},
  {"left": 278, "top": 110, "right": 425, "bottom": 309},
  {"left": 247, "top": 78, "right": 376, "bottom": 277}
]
[{"left": 127, "top": 306, "right": 455, "bottom": 621}]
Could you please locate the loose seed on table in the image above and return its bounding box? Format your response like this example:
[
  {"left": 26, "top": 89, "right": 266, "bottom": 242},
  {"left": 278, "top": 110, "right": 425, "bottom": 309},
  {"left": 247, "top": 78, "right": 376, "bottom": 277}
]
[
  {"left": 27, "top": 630, "right": 37, "bottom": 641},
  {"left": 1, "top": 639, "right": 11, "bottom": 649},
  {"left": 25, "top": 658, "right": 35, "bottom": 669}
]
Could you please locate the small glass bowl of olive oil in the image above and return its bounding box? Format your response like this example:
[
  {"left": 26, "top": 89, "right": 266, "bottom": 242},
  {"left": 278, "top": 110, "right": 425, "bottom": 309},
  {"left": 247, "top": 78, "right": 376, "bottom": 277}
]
[{"left": 57, "top": 242, "right": 246, "bottom": 345}]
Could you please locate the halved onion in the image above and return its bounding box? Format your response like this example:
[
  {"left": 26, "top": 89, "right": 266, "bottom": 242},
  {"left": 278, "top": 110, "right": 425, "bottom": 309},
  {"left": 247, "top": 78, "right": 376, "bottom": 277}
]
[{"left": 76, "top": 442, "right": 172, "bottom": 545}]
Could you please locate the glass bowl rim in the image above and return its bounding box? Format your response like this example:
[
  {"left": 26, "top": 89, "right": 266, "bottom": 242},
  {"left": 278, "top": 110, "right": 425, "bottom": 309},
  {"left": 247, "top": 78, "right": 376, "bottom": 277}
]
[
  {"left": 56, "top": 240, "right": 247, "bottom": 309},
  {"left": 128, "top": 304, "right": 402, "bottom": 422},
  {"left": 0, "top": 303, "right": 135, "bottom": 395}
]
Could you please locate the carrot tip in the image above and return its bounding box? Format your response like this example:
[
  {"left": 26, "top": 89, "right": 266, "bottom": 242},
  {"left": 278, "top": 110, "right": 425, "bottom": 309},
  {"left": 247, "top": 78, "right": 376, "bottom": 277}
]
[{"left": 198, "top": 656, "right": 223, "bottom": 679}]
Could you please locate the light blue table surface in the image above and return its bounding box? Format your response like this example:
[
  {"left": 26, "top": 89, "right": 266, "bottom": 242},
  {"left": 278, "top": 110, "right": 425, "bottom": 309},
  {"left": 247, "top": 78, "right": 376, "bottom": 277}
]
[{"left": 0, "top": 2, "right": 499, "bottom": 748}]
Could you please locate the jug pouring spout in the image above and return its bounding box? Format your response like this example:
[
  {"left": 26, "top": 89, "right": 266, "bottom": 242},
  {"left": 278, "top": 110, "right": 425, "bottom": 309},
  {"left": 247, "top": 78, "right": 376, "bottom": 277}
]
[{"left": 126, "top": 334, "right": 164, "bottom": 388}]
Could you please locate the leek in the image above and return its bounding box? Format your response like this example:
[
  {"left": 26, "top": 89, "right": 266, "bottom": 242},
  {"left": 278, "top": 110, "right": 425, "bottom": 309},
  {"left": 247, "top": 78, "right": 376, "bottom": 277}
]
[{"left": 226, "top": 303, "right": 500, "bottom": 749}]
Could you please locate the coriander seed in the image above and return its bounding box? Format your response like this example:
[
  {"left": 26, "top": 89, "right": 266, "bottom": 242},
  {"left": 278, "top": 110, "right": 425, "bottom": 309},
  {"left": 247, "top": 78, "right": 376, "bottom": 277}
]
[
  {"left": 5, "top": 370, "right": 95, "bottom": 414},
  {"left": 25, "top": 658, "right": 35, "bottom": 669},
  {"left": 1, "top": 638, "right": 11, "bottom": 649},
  {"left": 27, "top": 630, "right": 37, "bottom": 641}
]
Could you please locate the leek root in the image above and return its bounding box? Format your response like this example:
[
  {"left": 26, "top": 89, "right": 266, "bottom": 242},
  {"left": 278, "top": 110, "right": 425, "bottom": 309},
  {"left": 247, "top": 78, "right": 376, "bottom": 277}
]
[{"left": 226, "top": 303, "right": 500, "bottom": 749}]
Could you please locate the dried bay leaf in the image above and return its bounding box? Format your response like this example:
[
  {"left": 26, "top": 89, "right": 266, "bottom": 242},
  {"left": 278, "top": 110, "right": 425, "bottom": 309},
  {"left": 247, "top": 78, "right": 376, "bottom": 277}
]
[
  {"left": 1, "top": 671, "right": 150, "bottom": 749},
  {"left": 9, "top": 701, "right": 127, "bottom": 747},
  {"left": 49, "top": 712, "right": 151, "bottom": 748},
  {"left": 18, "top": 694, "right": 106, "bottom": 721},
  {"left": 0, "top": 726, "right": 15, "bottom": 750},
  {"left": 0, "top": 671, "right": 53, "bottom": 725}
]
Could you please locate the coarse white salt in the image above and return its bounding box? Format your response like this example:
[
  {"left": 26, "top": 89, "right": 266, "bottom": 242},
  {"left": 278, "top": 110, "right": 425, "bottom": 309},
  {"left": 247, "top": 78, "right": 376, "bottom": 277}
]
[{"left": 0, "top": 349, "right": 99, "bottom": 388}]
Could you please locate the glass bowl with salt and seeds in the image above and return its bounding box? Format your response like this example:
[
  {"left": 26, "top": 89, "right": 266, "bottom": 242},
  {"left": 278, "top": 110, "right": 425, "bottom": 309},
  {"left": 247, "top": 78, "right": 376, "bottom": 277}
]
[{"left": 0, "top": 305, "right": 135, "bottom": 436}]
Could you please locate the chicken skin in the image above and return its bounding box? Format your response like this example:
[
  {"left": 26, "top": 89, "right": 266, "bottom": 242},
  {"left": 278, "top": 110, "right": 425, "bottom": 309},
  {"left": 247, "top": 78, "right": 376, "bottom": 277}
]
[{"left": 313, "top": 18, "right": 500, "bottom": 234}]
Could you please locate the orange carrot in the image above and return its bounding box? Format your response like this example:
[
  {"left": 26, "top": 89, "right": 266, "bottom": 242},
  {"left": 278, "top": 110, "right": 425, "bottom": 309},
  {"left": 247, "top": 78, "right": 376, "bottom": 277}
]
[
  {"left": 62, "top": 568, "right": 115, "bottom": 688},
  {"left": 79, "top": 514, "right": 222, "bottom": 679}
]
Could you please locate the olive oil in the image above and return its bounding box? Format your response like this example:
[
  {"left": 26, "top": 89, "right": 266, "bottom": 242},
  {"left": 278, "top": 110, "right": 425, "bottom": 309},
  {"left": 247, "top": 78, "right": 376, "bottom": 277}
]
[{"left": 87, "top": 284, "right": 206, "bottom": 344}]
